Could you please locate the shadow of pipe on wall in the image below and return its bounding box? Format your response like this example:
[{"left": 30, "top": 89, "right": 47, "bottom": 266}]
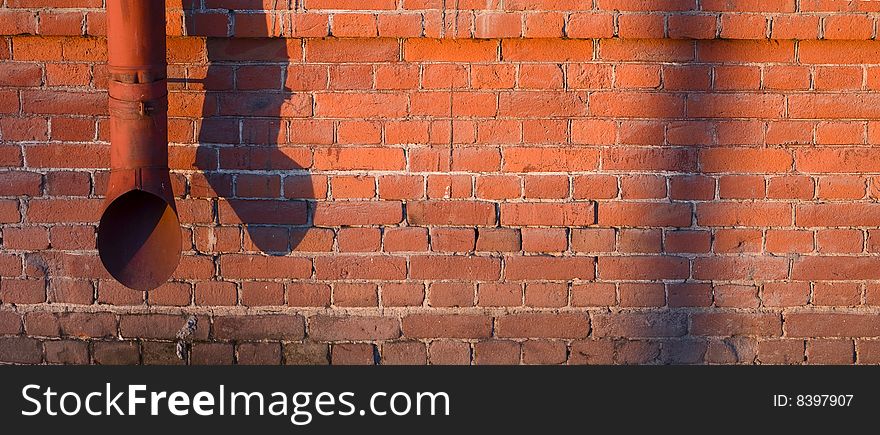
[
  {"left": 179, "top": 0, "right": 316, "bottom": 257},
  {"left": 601, "top": 13, "right": 783, "bottom": 365}
]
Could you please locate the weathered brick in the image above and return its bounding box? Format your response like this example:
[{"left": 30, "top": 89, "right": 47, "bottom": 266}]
[{"left": 213, "top": 315, "right": 305, "bottom": 341}]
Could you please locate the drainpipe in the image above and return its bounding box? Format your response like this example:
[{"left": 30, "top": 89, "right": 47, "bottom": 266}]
[{"left": 97, "top": 0, "right": 180, "bottom": 291}]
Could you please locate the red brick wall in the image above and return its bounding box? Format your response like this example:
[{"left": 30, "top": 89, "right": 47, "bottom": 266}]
[{"left": 1, "top": 0, "right": 880, "bottom": 365}]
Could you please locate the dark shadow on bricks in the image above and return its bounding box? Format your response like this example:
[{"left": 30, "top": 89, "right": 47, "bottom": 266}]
[
  {"left": 614, "top": 7, "right": 770, "bottom": 365},
  {"left": 184, "top": 1, "right": 315, "bottom": 256}
]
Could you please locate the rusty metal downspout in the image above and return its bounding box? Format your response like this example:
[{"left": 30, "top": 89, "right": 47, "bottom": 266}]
[{"left": 97, "top": 0, "right": 181, "bottom": 291}]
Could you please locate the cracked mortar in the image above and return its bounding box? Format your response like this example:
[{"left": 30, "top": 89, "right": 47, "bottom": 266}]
[{"left": 175, "top": 316, "right": 199, "bottom": 361}]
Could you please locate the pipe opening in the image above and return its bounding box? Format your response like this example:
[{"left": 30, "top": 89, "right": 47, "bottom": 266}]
[{"left": 97, "top": 189, "right": 181, "bottom": 291}]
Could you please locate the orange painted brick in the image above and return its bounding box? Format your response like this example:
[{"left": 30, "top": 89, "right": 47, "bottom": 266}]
[
  {"left": 524, "top": 12, "right": 564, "bottom": 38},
  {"left": 823, "top": 15, "right": 874, "bottom": 40},
  {"left": 668, "top": 14, "right": 718, "bottom": 39},
  {"left": 720, "top": 13, "right": 767, "bottom": 39},
  {"left": 475, "top": 12, "right": 521, "bottom": 38},
  {"left": 566, "top": 12, "right": 614, "bottom": 38},
  {"left": 571, "top": 282, "right": 616, "bottom": 307},
  {"left": 618, "top": 13, "right": 665, "bottom": 38},
  {"left": 405, "top": 39, "right": 498, "bottom": 62}
]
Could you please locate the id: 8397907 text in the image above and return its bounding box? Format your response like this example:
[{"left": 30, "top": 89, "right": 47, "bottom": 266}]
[{"left": 772, "top": 394, "right": 853, "bottom": 407}]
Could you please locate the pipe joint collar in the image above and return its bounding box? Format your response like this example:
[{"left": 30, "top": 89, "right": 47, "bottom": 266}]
[{"left": 109, "top": 79, "right": 168, "bottom": 101}]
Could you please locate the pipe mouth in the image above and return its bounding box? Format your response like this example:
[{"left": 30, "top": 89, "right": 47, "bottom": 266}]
[{"left": 97, "top": 189, "right": 181, "bottom": 291}]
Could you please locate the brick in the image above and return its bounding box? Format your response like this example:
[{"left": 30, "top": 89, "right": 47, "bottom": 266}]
[
  {"left": 147, "top": 282, "right": 191, "bottom": 307},
  {"left": 566, "top": 13, "right": 614, "bottom": 38},
  {"left": 591, "top": 92, "right": 685, "bottom": 118},
  {"left": 475, "top": 228, "right": 521, "bottom": 252},
  {"left": 426, "top": 174, "right": 473, "bottom": 198},
  {"left": 24, "top": 312, "right": 59, "bottom": 337},
  {"left": 497, "top": 313, "right": 588, "bottom": 339},
  {"left": 522, "top": 340, "right": 567, "bottom": 364},
  {"left": 287, "top": 283, "right": 331, "bottom": 308},
  {"left": 27, "top": 199, "right": 102, "bottom": 223},
  {"left": 857, "top": 340, "right": 880, "bottom": 364},
  {"left": 0, "top": 337, "right": 42, "bottom": 364},
  {"left": 213, "top": 315, "right": 305, "bottom": 341},
  {"left": 592, "top": 313, "right": 687, "bottom": 338},
  {"left": 698, "top": 40, "right": 794, "bottom": 63},
  {"left": 792, "top": 256, "right": 880, "bottom": 280},
  {"left": 3, "top": 227, "right": 49, "bottom": 250},
  {"left": 405, "top": 39, "right": 498, "bottom": 62},
  {"left": 92, "top": 341, "right": 139, "bottom": 365},
  {"left": 524, "top": 12, "right": 564, "bottom": 38},
  {"left": 140, "top": 341, "right": 182, "bottom": 366},
  {"left": 694, "top": 256, "right": 789, "bottom": 280},
  {"left": 316, "top": 255, "right": 406, "bottom": 280},
  {"left": 0, "top": 310, "right": 22, "bottom": 335},
  {"left": 665, "top": 230, "right": 712, "bottom": 254},
  {"left": 430, "top": 228, "right": 475, "bottom": 253},
  {"left": 382, "top": 341, "right": 427, "bottom": 365},
  {"left": 237, "top": 342, "right": 282, "bottom": 365},
  {"left": 818, "top": 229, "right": 864, "bottom": 254},
  {"left": 504, "top": 39, "right": 594, "bottom": 62},
  {"left": 619, "top": 283, "right": 665, "bottom": 307},
  {"left": 668, "top": 14, "right": 717, "bottom": 39},
  {"left": 524, "top": 282, "right": 567, "bottom": 307},
  {"left": 220, "top": 255, "right": 312, "bottom": 279},
  {"left": 572, "top": 282, "right": 616, "bottom": 307},
  {"left": 314, "top": 201, "right": 403, "bottom": 226},
  {"left": 7, "top": 1, "right": 880, "bottom": 367},
  {"left": 521, "top": 228, "right": 567, "bottom": 253},
  {"left": 706, "top": 337, "right": 757, "bottom": 364},
  {"left": 786, "top": 313, "right": 880, "bottom": 338},
  {"left": 410, "top": 255, "right": 501, "bottom": 280},
  {"left": 241, "top": 281, "right": 284, "bottom": 306},
  {"left": 1, "top": 278, "right": 46, "bottom": 304},
  {"left": 505, "top": 256, "right": 595, "bottom": 280},
  {"left": 806, "top": 339, "right": 854, "bottom": 364},
  {"left": 474, "top": 340, "right": 520, "bottom": 365},
  {"left": 503, "top": 147, "right": 599, "bottom": 172},
  {"left": 429, "top": 341, "right": 471, "bottom": 365},
  {"left": 824, "top": 15, "right": 873, "bottom": 40},
  {"left": 603, "top": 148, "right": 696, "bottom": 171},
  {"left": 766, "top": 230, "right": 813, "bottom": 254},
  {"left": 402, "top": 315, "right": 492, "bottom": 339},
  {"left": 284, "top": 342, "right": 329, "bottom": 365},
  {"left": 44, "top": 340, "right": 88, "bottom": 364},
  {"left": 600, "top": 39, "right": 694, "bottom": 62},
  {"left": 570, "top": 228, "right": 615, "bottom": 253},
  {"left": 757, "top": 340, "right": 804, "bottom": 364},
  {"left": 408, "top": 201, "right": 495, "bottom": 226},
  {"left": 309, "top": 316, "right": 399, "bottom": 341},
  {"left": 697, "top": 202, "right": 791, "bottom": 227},
  {"left": 720, "top": 14, "right": 768, "bottom": 39},
  {"left": 195, "top": 281, "right": 236, "bottom": 306},
  {"left": 599, "top": 256, "right": 689, "bottom": 280},
  {"left": 427, "top": 282, "right": 473, "bottom": 307},
  {"left": 119, "top": 314, "right": 206, "bottom": 340},
  {"left": 332, "top": 283, "right": 377, "bottom": 307},
  {"left": 501, "top": 202, "right": 595, "bottom": 226},
  {"left": 381, "top": 282, "right": 424, "bottom": 307},
  {"left": 191, "top": 343, "right": 234, "bottom": 365},
  {"left": 383, "top": 227, "right": 429, "bottom": 252},
  {"left": 60, "top": 312, "right": 117, "bottom": 339},
  {"left": 813, "top": 282, "right": 861, "bottom": 307},
  {"left": 566, "top": 64, "right": 613, "bottom": 89},
  {"left": 475, "top": 12, "right": 522, "bottom": 38},
  {"left": 691, "top": 313, "right": 782, "bottom": 337},
  {"left": 569, "top": 340, "right": 615, "bottom": 365}
]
